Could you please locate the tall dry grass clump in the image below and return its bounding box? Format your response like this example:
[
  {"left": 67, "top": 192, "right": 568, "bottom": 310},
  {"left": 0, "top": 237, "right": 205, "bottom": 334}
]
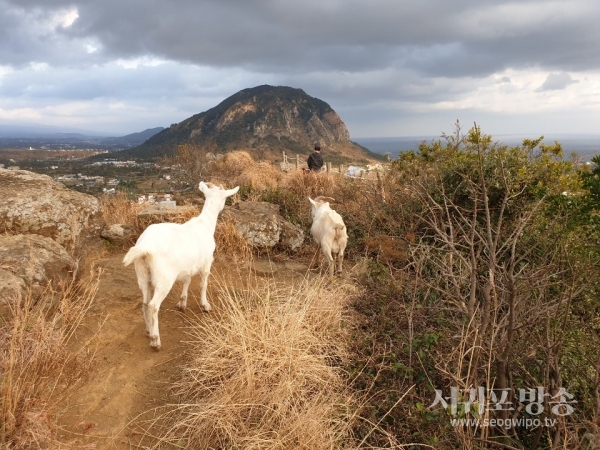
[
  {"left": 281, "top": 168, "right": 340, "bottom": 200},
  {"left": 207, "top": 150, "right": 283, "bottom": 192},
  {"left": 147, "top": 275, "right": 358, "bottom": 450},
  {"left": 0, "top": 271, "right": 100, "bottom": 449},
  {"left": 100, "top": 191, "right": 145, "bottom": 227},
  {"left": 214, "top": 215, "right": 252, "bottom": 262},
  {"left": 236, "top": 161, "right": 283, "bottom": 191}
]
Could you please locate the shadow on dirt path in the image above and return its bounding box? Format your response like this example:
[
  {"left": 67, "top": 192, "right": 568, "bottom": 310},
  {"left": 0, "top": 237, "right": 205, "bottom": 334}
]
[{"left": 57, "top": 251, "right": 311, "bottom": 449}]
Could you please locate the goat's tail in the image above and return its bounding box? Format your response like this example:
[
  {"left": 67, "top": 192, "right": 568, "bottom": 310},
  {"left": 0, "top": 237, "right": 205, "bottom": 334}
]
[
  {"left": 334, "top": 224, "right": 345, "bottom": 238},
  {"left": 123, "top": 246, "right": 152, "bottom": 267}
]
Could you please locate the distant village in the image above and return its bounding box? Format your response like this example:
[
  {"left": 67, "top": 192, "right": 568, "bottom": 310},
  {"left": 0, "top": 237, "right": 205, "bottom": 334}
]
[{"left": 0, "top": 156, "right": 171, "bottom": 197}]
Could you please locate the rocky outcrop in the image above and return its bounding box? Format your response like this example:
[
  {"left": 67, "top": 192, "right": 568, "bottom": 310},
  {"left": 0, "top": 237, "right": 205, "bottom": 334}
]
[
  {"left": 0, "top": 169, "right": 105, "bottom": 314},
  {"left": 221, "top": 201, "right": 304, "bottom": 252},
  {"left": 0, "top": 169, "right": 102, "bottom": 252},
  {"left": 0, "top": 234, "right": 75, "bottom": 313}
]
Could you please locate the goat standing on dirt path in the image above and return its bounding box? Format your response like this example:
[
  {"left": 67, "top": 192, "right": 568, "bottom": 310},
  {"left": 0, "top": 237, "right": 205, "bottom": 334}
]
[
  {"left": 123, "top": 182, "right": 239, "bottom": 350},
  {"left": 309, "top": 196, "right": 348, "bottom": 276}
]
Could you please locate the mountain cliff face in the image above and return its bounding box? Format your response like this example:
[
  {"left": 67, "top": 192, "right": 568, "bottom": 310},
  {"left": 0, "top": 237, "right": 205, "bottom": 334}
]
[{"left": 128, "top": 85, "right": 382, "bottom": 163}]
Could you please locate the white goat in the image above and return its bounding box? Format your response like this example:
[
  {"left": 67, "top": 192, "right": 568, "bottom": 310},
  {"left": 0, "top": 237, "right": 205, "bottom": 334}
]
[
  {"left": 123, "top": 182, "right": 239, "bottom": 350},
  {"left": 308, "top": 196, "right": 348, "bottom": 276}
]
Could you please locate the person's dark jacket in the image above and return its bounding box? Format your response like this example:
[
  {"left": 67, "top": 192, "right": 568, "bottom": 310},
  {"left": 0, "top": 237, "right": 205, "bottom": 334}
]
[{"left": 307, "top": 151, "right": 324, "bottom": 171}]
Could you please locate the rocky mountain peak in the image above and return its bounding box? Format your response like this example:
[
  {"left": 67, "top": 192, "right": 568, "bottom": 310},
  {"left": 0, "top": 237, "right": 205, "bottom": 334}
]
[{"left": 128, "top": 85, "right": 381, "bottom": 163}]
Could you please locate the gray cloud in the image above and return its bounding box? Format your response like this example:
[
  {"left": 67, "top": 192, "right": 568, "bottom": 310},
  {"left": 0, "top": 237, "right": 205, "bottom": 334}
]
[
  {"left": 1, "top": 0, "right": 600, "bottom": 136},
  {"left": 536, "top": 72, "right": 578, "bottom": 91},
  {"left": 3, "top": 0, "right": 600, "bottom": 75}
]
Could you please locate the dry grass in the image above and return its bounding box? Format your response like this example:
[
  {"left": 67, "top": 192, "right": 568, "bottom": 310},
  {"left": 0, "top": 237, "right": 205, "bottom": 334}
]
[
  {"left": 0, "top": 270, "right": 100, "bottom": 449},
  {"left": 139, "top": 274, "right": 359, "bottom": 450},
  {"left": 212, "top": 150, "right": 255, "bottom": 178},
  {"left": 281, "top": 168, "right": 340, "bottom": 200},
  {"left": 100, "top": 191, "right": 146, "bottom": 227},
  {"left": 207, "top": 150, "right": 283, "bottom": 192},
  {"left": 236, "top": 161, "right": 283, "bottom": 191},
  {"left": 214, "top": 215, "right": 253, "bottom": 262}
]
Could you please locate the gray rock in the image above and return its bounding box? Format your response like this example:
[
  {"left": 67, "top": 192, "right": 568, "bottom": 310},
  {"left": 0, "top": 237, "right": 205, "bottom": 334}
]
[
  {"left": 221, "top": 201, "right": 304, "bottom": 252},
  {"left": 0, "top": 234, "right": 75, "bottom": 310},
  {"left": 222, "top": 202, "right": 281, "bottom": 249},
  {"left": 279, "top": 220, "right": 304, "bottom": 252},
  {"left": 101, "top": 223, "right": 135, "bottom": 246},
  {"left": 0, "top": 169, "right": 102, "bottom": 252}
]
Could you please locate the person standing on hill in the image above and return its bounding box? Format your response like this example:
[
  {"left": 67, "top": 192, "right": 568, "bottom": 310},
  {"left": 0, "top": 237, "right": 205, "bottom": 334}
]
[{"left": 307, "top": 144, "right": 324, "bottom": 172}]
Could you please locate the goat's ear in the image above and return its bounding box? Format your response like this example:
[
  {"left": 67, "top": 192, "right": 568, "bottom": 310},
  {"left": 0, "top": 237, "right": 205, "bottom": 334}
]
[
  {"left": 199, "top": 181, "right": 208, "bottom": 194},
  {"left": 321, "top": 196, "right": 335, "bottom": 203},
  {"left": 308, "top": 197, "right": 317, "bottom": 206},
  {"left": 225, "top": 186, "right": 240, "bottom": 197}
]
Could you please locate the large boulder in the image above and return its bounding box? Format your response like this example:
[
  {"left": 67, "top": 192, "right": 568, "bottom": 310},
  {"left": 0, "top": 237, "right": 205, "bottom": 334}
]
[
  {"left": 0, "top": 169, "right": 102, "bottom": 252},
  {"left": 0, "top": 234, "right": 76, "bottom": 314},
  {"left": 221, "top": 201, "right": 304, "bottom": 252}
]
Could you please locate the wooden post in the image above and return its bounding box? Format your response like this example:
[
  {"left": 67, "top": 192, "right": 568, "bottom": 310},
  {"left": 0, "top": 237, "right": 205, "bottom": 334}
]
[
  {"left": 282, "top": 151, "right": 286, "bottom": 166},
  {"left": 296, "top": 154, "right": 300, "bottom": 169},
  {"left": 326, "top": 162, "right": 332, "bottom": 173},
  {"left": 377, "top": 170, "right": 386, "bottom": 202},
  {"left": 339, "top": 164, "right": 343, "bottom": 175}
]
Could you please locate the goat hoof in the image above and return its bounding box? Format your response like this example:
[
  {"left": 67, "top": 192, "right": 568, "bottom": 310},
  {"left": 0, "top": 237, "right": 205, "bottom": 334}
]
[
  {"left": 150, "top": 337, "right": 161, "bottom": 350},
  {"left": 176, "top": 303, "right": 187, "bottom": 312},
  {"left": 202, "top": 304, "right": 212, "bottom": 312}
]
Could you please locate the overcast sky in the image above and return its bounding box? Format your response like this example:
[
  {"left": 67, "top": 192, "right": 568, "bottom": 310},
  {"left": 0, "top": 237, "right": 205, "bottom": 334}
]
[{"left": 1, "top": 0, "right": 599, "bottom": 138}]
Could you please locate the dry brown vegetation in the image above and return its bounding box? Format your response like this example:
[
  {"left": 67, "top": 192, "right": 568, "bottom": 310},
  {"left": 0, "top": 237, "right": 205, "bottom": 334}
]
[
  {"left": 209, "top": 152, "right": 284, "bottom": 195},
  {"left": 100, "top": 191, "right": 147, "bottom": 227},
  {"left": 134, "top": 275, "right": 362, "bottom": 450},
  {"left": 0, "top": 272, "right": 100, "bottom": 448}
]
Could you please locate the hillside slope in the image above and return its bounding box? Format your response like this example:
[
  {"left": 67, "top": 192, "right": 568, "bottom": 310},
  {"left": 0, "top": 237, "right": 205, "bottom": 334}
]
[{"left": 126, "top": 85, "right": 383, "bottom": 164}]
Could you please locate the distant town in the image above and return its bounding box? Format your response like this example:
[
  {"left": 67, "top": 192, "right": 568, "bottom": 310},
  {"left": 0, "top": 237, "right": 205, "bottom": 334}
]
[{"left": 0, "top": 146, "right": 175, "bottom": 198}]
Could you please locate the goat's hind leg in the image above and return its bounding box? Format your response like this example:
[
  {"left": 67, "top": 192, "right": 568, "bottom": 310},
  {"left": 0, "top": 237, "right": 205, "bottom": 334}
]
[
  {"left": 147, "top": 282, "right": 173, "bottom": 351},
  {"left": 141, "top": 281, "right": 153, "bottom": 337},
  {"left": 337, "top": 250, "right": 345, "bottom": 274},
  {"left": 177, "top": 275, "right": 192, "bottom": 312},
  {"left": 134, "top": 261, "right": 153, "bottom": 337},
  {"left": 321, "top": 245, "right": 335, "bottom": 277}
]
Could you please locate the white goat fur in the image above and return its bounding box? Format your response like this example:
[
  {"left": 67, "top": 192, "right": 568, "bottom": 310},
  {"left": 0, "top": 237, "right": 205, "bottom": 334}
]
[
  {"left": 309, "top": 196, "right": 348, "bottom": 276},
  {"left": 123, "top": 182, "right": 239, "bottom": 350}
]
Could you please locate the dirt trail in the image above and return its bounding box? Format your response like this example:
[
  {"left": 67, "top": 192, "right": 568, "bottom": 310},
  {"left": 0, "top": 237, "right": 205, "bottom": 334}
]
[{"left": 57, "top": 251, "right": 310, "bottom": 449}]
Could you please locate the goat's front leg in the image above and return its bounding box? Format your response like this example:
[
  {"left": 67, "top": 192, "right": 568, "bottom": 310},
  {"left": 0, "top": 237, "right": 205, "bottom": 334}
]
[
  {"left": 199, "top": 270, "right": 212, "bottom": 312},
  {"left": 177, "top": 275, "right": 192, "bottom": 312}
]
